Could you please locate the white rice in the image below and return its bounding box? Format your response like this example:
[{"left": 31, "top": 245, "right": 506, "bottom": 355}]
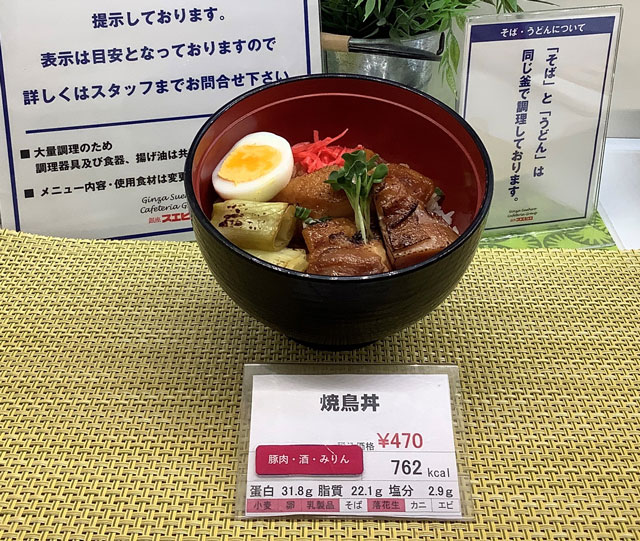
[{"left": 426, "top": 193, "right": 459, "bottom": 234}]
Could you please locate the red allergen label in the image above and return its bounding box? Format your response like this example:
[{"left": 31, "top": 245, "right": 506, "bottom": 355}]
[{"left": 255, "top": 445, "right": 364, "bottom": 476}]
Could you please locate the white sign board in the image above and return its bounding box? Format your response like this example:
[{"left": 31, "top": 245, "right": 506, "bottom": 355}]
[
  {"left": 459, "top": 6, "right": 621, "bottom": 232},
  {"left": 0, "top": 1, "right": 321, "bottom": 239},
  {"left": 241, "top": 370, "right": 470, "bottom": 519}
]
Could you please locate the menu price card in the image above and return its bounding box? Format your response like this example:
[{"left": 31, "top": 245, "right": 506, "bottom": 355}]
[
  {"left": 0, "top": 0, "right": 321, "bottom": 240},
  {"left": 238, "top": 365, "right": 471, "bottom": 519}
]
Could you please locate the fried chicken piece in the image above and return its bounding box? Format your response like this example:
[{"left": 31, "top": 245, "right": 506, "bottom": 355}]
[{"left": 273, "top": 165, "right": 353, "bottom": 219}]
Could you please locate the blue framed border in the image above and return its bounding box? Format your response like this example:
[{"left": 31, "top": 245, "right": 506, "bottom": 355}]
[
  {"left": 1, "top": 0, "right": 314, "bottom": 237},
  {"left": 108, "top": 227, "right": 194, "bottom": 240},
  {"left": 26, "top": 113, "right": 214, "bottom": 135},
  {"left": 461, "top": 15, "right": 618, "bottom": 231},
  {"left": 0, "top": 41, "right": 20, "bottom": 230},
  {"left": 303, "top": 0, "right": 312, "bottom": 75}
]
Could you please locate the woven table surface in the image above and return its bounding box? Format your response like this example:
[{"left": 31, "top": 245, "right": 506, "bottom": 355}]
[{"left": 0, "top": 229, "right": 639, "bottom": 540}]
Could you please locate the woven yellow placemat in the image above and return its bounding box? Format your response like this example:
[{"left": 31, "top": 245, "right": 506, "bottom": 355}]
[{"left": 1, "top": 229, "right": 639, "bottom": 540}]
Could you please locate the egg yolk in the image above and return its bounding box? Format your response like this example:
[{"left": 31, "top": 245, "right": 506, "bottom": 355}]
[{"left": 218, "top": 144, "right": 282, "bottom": 184}]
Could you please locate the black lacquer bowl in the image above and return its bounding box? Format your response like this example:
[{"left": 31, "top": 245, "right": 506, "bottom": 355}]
[{"left": 185, "top": 74, "right": 493, "bottom": 348}]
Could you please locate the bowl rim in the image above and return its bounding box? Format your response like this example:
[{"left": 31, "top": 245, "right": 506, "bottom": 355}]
[{"left": 184, "top": 73, "right": 493, "bottom": 282}]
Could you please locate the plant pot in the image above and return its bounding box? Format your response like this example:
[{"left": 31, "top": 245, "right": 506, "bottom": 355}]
[{"left": 323, "top": 30, "right": 443, "bottom": 93}]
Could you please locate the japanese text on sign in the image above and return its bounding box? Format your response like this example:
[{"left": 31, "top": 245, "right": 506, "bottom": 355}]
[
  {"left": 0, "top": 0, "right": 322, "bottom": 239},
  {"left": 320, "top": 393, "right": 380, "bottom": 412},
  {"left": 460, "top": 9, "right": 620, "bottom": 231},
  {"left": 91, "top": 8, "right": 221, "bottom": 28}
]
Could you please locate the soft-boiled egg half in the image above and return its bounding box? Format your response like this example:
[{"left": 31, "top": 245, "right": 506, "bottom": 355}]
[{"left": 212, "top": 132, "right": 294, "bottom": 201}]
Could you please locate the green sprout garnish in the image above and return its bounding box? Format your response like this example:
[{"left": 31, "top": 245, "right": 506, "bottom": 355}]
[
  {"left": 295, "top": 206, "right": 330, "bottom": 226},
  {"left": 325, "top": 150, "right": 388, "bottom": 243}
]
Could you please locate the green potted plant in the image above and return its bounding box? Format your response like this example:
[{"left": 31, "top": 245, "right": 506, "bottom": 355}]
[{"left": 321, "top": 0, "right": 550, "bottom": 94}]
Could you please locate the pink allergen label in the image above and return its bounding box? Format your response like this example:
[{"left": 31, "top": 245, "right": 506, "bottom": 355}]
[
  {"left": 255, "top": 445, "right": 364, "bottom": 475},
  {"left": 367, "top": 498, "right": 406, "bottom": 512},
  {"left": 246, "top": 498, "right": 340, "bottom": 513}
]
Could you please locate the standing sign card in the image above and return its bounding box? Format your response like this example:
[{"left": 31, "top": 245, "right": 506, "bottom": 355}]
[
  {"left": 238, "top": 365, "right": 472, "bottom": 519},
  {"left": 0, "top": 0, "right": 321, "bottom": 239},
  {"left": 459, "top": 6, "right": 622, "bottom": 233}
]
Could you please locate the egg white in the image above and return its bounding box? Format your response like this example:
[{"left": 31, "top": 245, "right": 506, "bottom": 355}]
[{"left": 212, "top": 132, "right": 293, "bottom": 202}]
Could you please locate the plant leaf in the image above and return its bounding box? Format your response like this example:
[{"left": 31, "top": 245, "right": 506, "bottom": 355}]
[
  {"left": 364, "top": 0, "right": 376, "bottom": 20},
  {"left": 504, "top": 0, "right": 519, "bottom": 12},
  {"left": 448, "top": 32, "right": 460, "bottom": 71},
  {"left": 445, "top": 63, "right": 457, "bottom": 97}
]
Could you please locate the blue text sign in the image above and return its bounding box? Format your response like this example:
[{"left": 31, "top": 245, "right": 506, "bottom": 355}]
[
  {"left": 0, "top": 1, "right": 322, "bottom": 239},
  {"left": 459, "top": 7, "right": 622, "bottom": 232}
]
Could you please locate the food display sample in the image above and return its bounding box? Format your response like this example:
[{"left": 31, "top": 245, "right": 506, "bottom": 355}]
[{"left": 209, "top": 130, "right": 459, "bottom": 276}]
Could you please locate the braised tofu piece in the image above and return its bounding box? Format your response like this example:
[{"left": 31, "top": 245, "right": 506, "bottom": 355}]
[
  {"left": 273, "top": 165, "right": 353, "bottom": 219},
  {"left": 374, "top": 167, "right": 458, "bottom": 269},
  {"left": 302, "top": 218, "right": 391, "bottom": 276}
]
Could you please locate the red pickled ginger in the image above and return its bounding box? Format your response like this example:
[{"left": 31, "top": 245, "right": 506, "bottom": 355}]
[{"left": 291, "top": 129, "right": 362, "bottom": 174}]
